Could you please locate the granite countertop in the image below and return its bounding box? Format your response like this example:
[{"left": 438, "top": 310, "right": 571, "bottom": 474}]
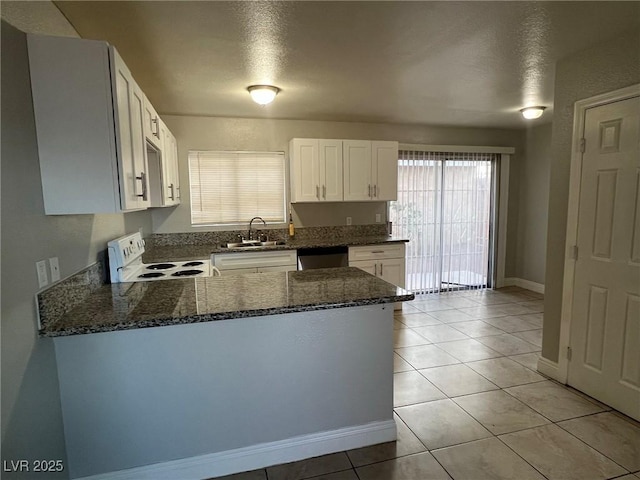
[
  {"left": 41, "top": 267, "right": 414, "bottom": 337},
  {"left": 143, "top": 236, "right": 408, "bottom": 263}
]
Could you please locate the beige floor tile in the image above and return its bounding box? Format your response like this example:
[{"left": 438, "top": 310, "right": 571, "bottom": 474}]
[
  {"left": 512, "top": 329, "right": 543, "bottom": 348},
  {"left": 434, "top": 338, "right": 502, "bottom": 362},
  {"left": 396, "top": 303, "right": 422, "bottom": 314},
  {"left": 305, "top": 470, "right": 358, "bottom": 480},
  {"left": 434, "top": 297, "right": 480, "bottom": 309},
  {"left": 395, "top": 345, "right": 461, "bottom": 369},
  {"left": 558, "top": 412, "right": 640, "bottom": 472},
  {"left": 211, "top": 469, "right": 267, "bottom": 480},
  {"left": 412, "top": 300, "right": 454, "bottom": 313},
  {"left": 355, "top": 452, "right": 451, "bottom": 480},
  {"left": 453, "top": 390, "right": 550, "bottom": 434},
  {"left": 393, "top": 352, "right": 414, "bottom": 373},
  {"left": 393, "top": 319, "right": 407, "bottom": 330},
  {"left": 471, "top": 294, "right": 514, "bottom": 306},
  {"left": 517, "top": 300, "right": 544, "bottom": 312},
  {"left": 412, "top": 324, "right": 469, "bottom": 343},
  {"left": 499, "top": 424, "right": 627, "bottom": 480},
  {"left": 612, "top": 475, "right": 639, "bottom": 480},
  {"left": 518, "top": 312, "right": 543, "bottom": 327},
  {"left": 394, "top": 312, "right": 443, "bottom": 328},
  {"left": 448, "top": 320, "right": 505, "bottom": 337},
  {"left": 505, "top": 380, "right": 605, "bottom": 421},
  {"left": 266, "top": 453, "right": 352, "bottom": 480},
  {"left": 427, "top": 309, "right": 475, "bottom": 323},
  {"left": 394, "top": 371, "right": 446, "bottom": 407},
  {"left": 482, "top": 315, "right": 540, "bottom": 333},
  {"left": 347, "top": 413, "right": 426, "bottom": 467},
  {"left": 431, "top": 437, "right": 546, "bottom": 480},
  {"left": 475, "top": 333, "right": 540, "bottom": 355},
  {"left": 466, "top": 357, "right": 546, "bottom": 388},
  {"left": 394, "top": 328, "right": 431, "bottom": 347},
  {"left": 508, "top": 352, "right": 541, "bottom": 371},
  {"left": 457, "top": 305, "right": 509, "bottom": 319},
  {"left": 419, "top": 364, "right": 499, "bottom": 397},
  {"left": 396, "top": 399, "right": 492, "bottom": 449},
  {"left": 497, "top": 303, "right": 539, "bottom": 316}
]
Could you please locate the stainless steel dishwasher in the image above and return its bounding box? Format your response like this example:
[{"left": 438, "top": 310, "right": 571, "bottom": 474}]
[{"left": 296, "top": 246, "right": 349, "bottom": 270}]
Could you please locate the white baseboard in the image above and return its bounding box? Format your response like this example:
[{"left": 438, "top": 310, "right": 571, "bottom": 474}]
[
  {"left": 75, "top": 420, "right": 396, "bottom": 480},
  {"left": 537, "top": 356, "right": 560, "bottom": 381},
  {"left": 503, "top": 277, "right": 545, "bottom": 294}
]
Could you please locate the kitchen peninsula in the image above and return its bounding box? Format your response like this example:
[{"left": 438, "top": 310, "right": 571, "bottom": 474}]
[{"left": 39, "top": 266, "right": 413, "bottom": 479}]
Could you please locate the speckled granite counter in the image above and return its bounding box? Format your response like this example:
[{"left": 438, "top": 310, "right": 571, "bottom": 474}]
[
  {"left": 40, "top": 267, "right": 414, "bottom": 337},
  {"left": 143, "top": 236, "right": 408, "bottom": 263}
]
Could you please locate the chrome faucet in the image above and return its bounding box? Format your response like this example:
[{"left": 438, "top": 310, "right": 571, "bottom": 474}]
[{"left": 248, "top": 216, "right": 267, "bottom": 241}]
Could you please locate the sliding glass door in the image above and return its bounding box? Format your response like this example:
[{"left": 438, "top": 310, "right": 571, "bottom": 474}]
[{"left": 390, "top": 151, "right": 496, "bottom": 294}]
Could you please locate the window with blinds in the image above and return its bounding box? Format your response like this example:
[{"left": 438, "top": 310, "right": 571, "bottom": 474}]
[{"left": 188, "top": 151, "right": 286, "bottom": 226}]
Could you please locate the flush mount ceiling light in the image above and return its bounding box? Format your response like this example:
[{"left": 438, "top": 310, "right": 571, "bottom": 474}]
[
  {"left": 248, "top": 85, "right": 280, "bottom": 105},
  {"left": 520, "top": 106, "right": 546, "bottom": 120}
]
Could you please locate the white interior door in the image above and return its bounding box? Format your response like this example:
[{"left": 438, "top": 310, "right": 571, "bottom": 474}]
[{"left": 568, "top": 95, "right": 640, "bottom": 420}]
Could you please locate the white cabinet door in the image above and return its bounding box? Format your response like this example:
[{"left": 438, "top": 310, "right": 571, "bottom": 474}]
[
  {"left": 160, "top": 120, "right": 180, "bottom": 206},
  {"left": 290, "top": 138, "right": 320, "bottom": 202},
  {"left": 349, "top": 260, "right": 377, "bottom": 276},
  {"left": 168, "top": 130, "right": 181, "bottom": 203},
  {"left": 143, "top": 95, "right": 162, "bottom": 149},
  {"left": 372, "top": 141, "right": 398, "bottom": 201},
  {"left": 319, "top": 140, "right": 343, "bottom": 201},
  {"left": 379, "top": 257, "right": 405, "bottom": 288},
  {"left": 111, "top": 48, "right": 149, "bottom": 211},
  {"left": 343, "top": 140, "right": 372, "bottom": 201}
]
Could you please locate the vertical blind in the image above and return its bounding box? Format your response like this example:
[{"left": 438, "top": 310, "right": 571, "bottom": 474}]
[
  {"left": 189, "top": 151, "right": 286, "bottom": 225},
  {"left": 390, "top": 150, "right": 495, "bottom": 294}
]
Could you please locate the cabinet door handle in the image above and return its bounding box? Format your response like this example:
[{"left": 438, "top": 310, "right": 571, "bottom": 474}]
[
  {"left": 371, "top": 250, "right": 384, "bottom": 254},
  {"left": 368, "top": 184, "right": 372, "bottom": 197},
  {"left": 374, "top": 263, "right": 377, "bottom": 276},
  {"left": 316, "top": 185, "right": 320, "bottom": 199},
  {"left": 380, "top": 263, "right": 384, "bottom": 276},
  {"left": 136, "top": 172, "right": 148, "bottom": 201},
  {"left": 151, "top": 118, "right": 160, "bottom": 138},
  {"left": 373, "top": 184, "right": 377, "bottom": 197},
  {"left": 323, "top": 185, "right": 326, "bottom": 199},
  {"left": 169, "top": 183, "right": 175, "bottom": 200}
]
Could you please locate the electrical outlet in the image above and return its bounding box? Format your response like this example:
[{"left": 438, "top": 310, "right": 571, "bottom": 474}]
[
  {"left": 36, "top": 260, "right": 48, "bottom": 288},
  {"left": 49, "top": 257, "right": 60, "bottom": 282},
  {"left": 375, "top": 213, "right": 381, "bottom": 223},
  {"left": 346, "top": 217, "right": 352, "bottom": 226}
]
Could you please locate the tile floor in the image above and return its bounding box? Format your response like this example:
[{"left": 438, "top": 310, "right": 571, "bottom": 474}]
[{"left": 213, "top": 287, "right": 640, "bottom": 480}]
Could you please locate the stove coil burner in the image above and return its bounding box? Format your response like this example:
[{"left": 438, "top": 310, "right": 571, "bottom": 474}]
[
  {"left": 171, "top": 270, "right": 203, "bottom": 277},
  {"left": 183, "top": 261, "right": 204, "bottom": 267},
  {"left": 138, "top": 272, "right": 165, "bottom": 279},
  {"left": 146, "top": 263, "right": 176, "bottom": 270}
]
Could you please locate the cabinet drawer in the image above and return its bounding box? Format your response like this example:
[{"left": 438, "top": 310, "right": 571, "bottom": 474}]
[
  {"left": 212, "top": 250, "right": 297, "bottom": 270},
  {"left": 348, "top": 243, "right": 405, "bottom": 261}
]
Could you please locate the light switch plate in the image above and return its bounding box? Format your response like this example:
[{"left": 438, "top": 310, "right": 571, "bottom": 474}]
[
  {"left": 375, "top": 213, "right": 381, "bottom": 223},
  {"left": 36, "top": 260, "right": 48, "bottom": 288},
  {"left": 49, "top": 257, "right": 60, "bottom": 282},
  {"left": 346, "top": 217, "right": 352, "bottom": 226}
]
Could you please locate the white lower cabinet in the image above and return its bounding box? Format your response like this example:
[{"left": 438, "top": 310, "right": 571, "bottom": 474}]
[
  {"left": 348, "top": 244, "right": 406, "bottom": 288},
  {"left": 212, "top": 250, "right": 297, "bottom": 274}
]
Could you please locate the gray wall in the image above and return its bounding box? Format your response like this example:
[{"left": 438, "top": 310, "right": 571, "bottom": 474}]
[
  {"left": 542, "top": 28, "right": 640, "bottom": 362},
  {"left": 515, "top": 123, "right": 552, "bottom": 285},
  {"left": 153, "top": 115, "right": 524, "bottom": 276},
  {"left": 0, "top": 16, "right": 153, "bottom": 479}
]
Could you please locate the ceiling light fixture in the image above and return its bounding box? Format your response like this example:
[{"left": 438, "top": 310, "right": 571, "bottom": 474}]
[
  {"left": 520, "top": 106, "right": 546, "bottom": 120},
  {"left": 248, "top": 85, "right": 280, "bottom": 105}
]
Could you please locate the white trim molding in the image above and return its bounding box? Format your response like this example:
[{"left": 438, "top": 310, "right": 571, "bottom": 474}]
[
  {"left": 503, "top": 277, "right": 545, "bottom": 294},
  {"left": 557, "top": 83, "right": 640, "bottom": 385},
  {"left": 75, "top": 420, "right": 396, "bottom": 480},
  {"left": 537, "top": 356, "right": 560, "bottom": 381}
]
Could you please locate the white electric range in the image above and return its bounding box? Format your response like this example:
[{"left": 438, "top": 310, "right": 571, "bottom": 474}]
[{"left": 108, "top": 232, "right": 214, "bottom": 283}]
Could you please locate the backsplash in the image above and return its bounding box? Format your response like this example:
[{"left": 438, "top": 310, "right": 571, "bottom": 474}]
[{"left": 147, "top": 224, "right": 388, "bottom": 247}]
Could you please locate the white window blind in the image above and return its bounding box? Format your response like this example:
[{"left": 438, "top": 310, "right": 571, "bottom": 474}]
[{"left": 189, "top": 151, "right": 286, "bottom": 226}]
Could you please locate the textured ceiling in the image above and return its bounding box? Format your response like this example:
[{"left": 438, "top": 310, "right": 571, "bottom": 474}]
[{"left": 54, "top": 1, "right": 640, "bottom": 129}]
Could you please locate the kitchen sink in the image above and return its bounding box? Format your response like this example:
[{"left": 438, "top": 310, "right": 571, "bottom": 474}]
[{"left": 222, "top": 241, "right": 286, "bottom": 249}]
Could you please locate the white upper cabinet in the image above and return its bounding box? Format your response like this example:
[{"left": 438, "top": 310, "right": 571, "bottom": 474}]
[
  {"left": 344, "top": 140, "right": 399, "bottom": 201},
  {"left": 290, "top": 138, "right": 398, "bottom": 203},
  {"left": 343, "top": 140, "right": 373, "bottom": 201},
  {"left": 27, "top": 34, "right": 155, "bottom": 213},
  {"left": 143, "top": 95, "right": 162, "bottom": 150},
  {"left": 160, "top": 120, "right": 180, "bottom": 206},
  {"left": 290, "top": 139, "right": 343, "bottom": 202},
  {"left": 372, "top": 141, "right": 399, "bottom": 201}
]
